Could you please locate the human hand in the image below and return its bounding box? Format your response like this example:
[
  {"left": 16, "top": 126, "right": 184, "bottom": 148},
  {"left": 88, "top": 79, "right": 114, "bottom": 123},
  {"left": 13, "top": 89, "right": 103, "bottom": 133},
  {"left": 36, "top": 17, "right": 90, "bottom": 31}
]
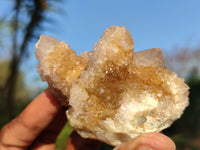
[
  {"left": 0, "top": 90, "right": 176, "bottom": 150},
  {"left": 0, "top": 90, "right": 101, "bottom": 150},
  {"left": 113, "top": 132, "right": 176, "bottom": 150}
]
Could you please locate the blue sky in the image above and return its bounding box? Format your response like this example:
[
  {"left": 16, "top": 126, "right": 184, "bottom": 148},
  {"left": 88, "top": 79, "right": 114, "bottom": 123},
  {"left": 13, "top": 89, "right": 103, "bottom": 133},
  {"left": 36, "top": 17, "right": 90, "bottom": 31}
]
[
  {"left": 1, "top": 0, "right": 200, "bottom": 89},
  {"left": 43, "top": 0, "right": 200, "bottom": 54},
  {"left": 1, "top": 0, "right": 200, "bottom": 55}
]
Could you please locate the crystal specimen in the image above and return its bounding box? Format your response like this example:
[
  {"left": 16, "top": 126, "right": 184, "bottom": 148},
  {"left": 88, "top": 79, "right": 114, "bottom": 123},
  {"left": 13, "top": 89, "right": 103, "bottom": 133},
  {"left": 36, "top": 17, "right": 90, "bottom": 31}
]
[{"left": 35, "top": 26, "right": 189, "bottom": 146}]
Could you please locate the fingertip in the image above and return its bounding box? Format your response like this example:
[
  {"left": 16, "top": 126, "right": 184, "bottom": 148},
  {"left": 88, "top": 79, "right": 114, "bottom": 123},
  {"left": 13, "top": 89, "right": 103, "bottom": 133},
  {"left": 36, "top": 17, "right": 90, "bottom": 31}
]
[
  {"left": 113, "top": 132, "right": 176, "bottom": 150},
  {"left": 41, "top": 89, "right": 61, "bottom": 109},
  {"left": 0, "top": 90, "right": 64, "bottom": 149},
  {"left": 139, "top": 132, "right": 176, "bottom": 150}
]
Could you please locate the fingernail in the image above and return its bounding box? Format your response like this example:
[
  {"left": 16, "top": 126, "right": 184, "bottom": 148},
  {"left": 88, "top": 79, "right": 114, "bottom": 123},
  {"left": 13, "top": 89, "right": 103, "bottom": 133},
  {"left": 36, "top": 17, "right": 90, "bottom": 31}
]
[{"left": 136, "top": 145, "right": 153, "bottom": 150}]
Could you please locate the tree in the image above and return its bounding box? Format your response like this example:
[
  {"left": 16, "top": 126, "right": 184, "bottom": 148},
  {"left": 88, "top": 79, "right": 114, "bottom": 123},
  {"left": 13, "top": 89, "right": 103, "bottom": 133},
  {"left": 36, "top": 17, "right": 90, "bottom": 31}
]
[
  {"left": 0, "top": 60, "right": 30, "bottom": 127},
  {"left": 0, "top": 0, "right": 62, "bottom": 120},
  {"left": 164, "top": 46, "right": 200, "bottom": 78}
]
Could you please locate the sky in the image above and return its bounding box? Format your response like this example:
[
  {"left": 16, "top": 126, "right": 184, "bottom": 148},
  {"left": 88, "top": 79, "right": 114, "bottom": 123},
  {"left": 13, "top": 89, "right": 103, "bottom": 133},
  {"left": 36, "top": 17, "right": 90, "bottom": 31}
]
[
  {"left": 1, "top": 0, "right": 200, "bottom": 55},
  {"left": 43, "top": 0, "right": 200, "bottom": 54},
  {"left": 1, "top": 0, "right": 200, "bottom": 89}
]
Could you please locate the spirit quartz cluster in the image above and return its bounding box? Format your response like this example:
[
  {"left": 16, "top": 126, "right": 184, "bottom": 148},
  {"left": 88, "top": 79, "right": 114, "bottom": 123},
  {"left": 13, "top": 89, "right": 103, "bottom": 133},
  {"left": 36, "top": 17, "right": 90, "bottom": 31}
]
[{"left": 36, "top": 26, "right": 189, "bottom": 146}]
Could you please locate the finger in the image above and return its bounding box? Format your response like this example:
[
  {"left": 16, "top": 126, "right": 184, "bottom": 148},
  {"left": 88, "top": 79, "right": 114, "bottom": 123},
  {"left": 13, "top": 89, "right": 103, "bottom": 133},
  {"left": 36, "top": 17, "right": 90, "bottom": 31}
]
[
  {"left": 65, "top": 131, "right": 102, "bottom": 150},
  {"left": 114, "top": 132, "right": 176, "bottom": 150},
  {"left": 0, "top": 90, "right": 62, "bottom": 149},
  {"left": 29, "top": 108, "right": 67, "bottom": 149}
]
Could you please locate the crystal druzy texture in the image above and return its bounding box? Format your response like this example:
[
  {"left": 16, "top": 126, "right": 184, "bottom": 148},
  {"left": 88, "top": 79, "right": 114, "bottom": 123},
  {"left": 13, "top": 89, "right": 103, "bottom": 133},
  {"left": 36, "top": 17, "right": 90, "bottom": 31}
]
[{"left": 36, "top": 26, "right": 189, "bottom": 146}]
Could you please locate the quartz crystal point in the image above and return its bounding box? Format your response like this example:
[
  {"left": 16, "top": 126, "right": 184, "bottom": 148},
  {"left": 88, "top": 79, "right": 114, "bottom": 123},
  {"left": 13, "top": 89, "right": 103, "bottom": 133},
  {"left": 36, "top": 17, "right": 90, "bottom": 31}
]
[{"left": 35, "top": 25, "right": 189, "bottom": 146}]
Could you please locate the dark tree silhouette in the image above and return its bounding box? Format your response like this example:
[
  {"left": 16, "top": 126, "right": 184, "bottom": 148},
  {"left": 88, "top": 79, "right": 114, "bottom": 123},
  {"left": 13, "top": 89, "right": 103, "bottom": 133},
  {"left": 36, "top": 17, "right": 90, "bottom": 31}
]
[{"left": 0, "top": 0, "right": 62, "bottom": 120}]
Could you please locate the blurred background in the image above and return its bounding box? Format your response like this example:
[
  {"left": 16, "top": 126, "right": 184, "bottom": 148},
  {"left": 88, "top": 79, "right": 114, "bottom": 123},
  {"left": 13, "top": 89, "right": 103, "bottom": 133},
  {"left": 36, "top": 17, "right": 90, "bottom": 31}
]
[{"left": 0, "top": 0, "right": 200, "bottom": 149}]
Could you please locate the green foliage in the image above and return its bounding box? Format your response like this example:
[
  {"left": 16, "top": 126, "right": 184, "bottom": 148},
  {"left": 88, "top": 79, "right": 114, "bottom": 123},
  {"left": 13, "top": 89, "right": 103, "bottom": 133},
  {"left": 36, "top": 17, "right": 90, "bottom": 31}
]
[
  {"left": 0, "top": 61, "right": 9, "bottom": 88},
  {"left": 56, "top": 121, "right": 73, "bottom": 150},
  {"left": 0, "top": 60, "right": 31, "bottom": 128},
  {"left": 55, "top": 121, "right": 115, "bottom": 150}
]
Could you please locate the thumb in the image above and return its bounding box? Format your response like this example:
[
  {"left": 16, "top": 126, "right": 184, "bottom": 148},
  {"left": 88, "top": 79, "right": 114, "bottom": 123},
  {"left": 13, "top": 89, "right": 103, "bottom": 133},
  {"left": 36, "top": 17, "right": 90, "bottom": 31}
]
[{"left": 113, "top": 132, "right": 176, "bottom": 150}]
